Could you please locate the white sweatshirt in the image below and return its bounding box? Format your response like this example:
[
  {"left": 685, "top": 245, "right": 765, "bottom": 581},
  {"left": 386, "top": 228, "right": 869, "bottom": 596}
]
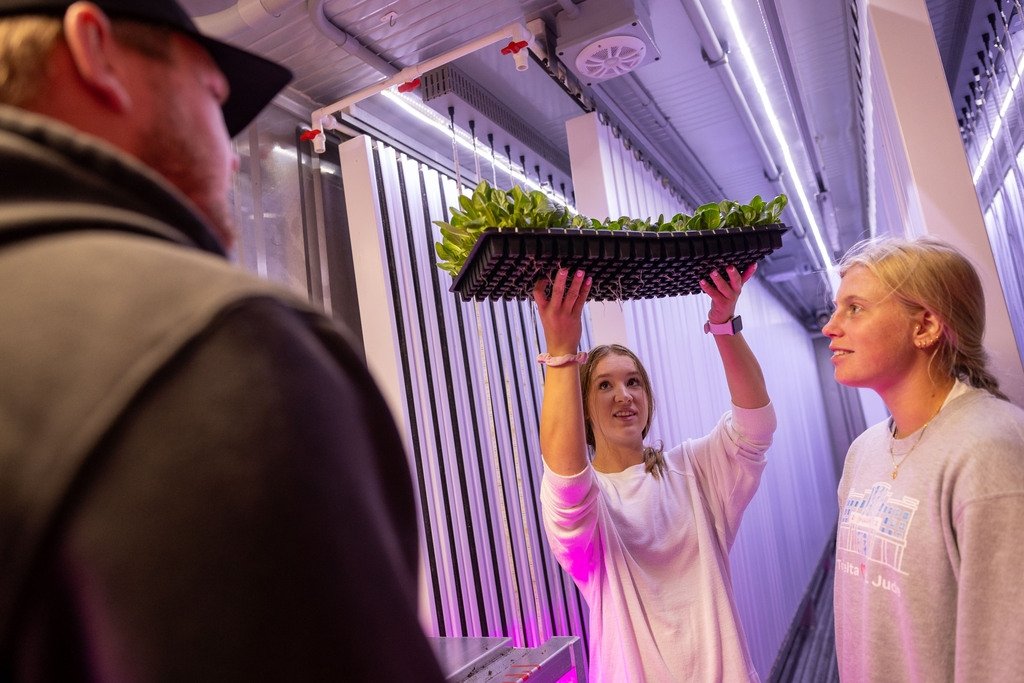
[{"left": 541, "top": 403, "right": 776, "bottom": 682}]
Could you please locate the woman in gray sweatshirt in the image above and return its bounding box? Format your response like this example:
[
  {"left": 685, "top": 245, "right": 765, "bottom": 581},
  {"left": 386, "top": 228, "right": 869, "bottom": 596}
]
[{"left": 822, "top": 235, "right": 1024, "bottom": 682}]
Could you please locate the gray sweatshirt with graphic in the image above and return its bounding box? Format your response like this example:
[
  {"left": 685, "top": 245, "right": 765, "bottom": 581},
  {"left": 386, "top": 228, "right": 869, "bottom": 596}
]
[{"left": 834, "top": 382, "right": 1024, "bottom": 682}]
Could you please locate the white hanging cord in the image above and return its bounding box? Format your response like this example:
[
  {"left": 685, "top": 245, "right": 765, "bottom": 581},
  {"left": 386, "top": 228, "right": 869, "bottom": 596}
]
[
  {"left": 505, "top": 145, "right": 515, "bottom": 190},
  {"left": 448, "top": 106, "right": 463, "bottom": 195},
  {"left": 488, "top": 133, "right": 499, "bottom": 187},
  {"left": 469, "top": 119, "right": 482, "bottom": 184}
]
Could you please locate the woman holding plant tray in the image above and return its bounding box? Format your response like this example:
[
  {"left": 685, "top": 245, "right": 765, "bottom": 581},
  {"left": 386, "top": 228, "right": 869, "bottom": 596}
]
[{"left": 532, "top": 264, "right": 776, "bottom": 682}]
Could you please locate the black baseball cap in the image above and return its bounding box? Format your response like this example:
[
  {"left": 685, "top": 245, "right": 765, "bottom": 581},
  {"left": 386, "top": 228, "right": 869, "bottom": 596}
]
[{"left": 0, "top": 0, "right": 292, "bottom": 136}]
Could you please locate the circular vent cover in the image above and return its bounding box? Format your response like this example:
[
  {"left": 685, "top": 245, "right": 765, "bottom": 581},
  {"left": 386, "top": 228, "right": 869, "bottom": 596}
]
[{"left": 575, "top": 35, "right": 647, "bottom": 81}]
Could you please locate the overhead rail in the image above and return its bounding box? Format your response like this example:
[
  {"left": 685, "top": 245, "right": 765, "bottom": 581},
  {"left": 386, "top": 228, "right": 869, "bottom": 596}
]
[{"left": 593, "top": 72, "right": 726, "bottom": 205}]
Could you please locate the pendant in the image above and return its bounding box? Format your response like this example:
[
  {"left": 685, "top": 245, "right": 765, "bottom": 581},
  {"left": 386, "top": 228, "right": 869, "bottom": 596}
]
[{"left": 891, "top": 468, "right": 898, "bottom": 480}]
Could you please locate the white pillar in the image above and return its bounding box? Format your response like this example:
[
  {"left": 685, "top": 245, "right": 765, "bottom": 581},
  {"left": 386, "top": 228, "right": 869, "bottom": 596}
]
[
  {"left": 337, "top": 134, "right": 437, "bottom": 633},
  {"left": 336, "top": 135, "right": 414, "bottom": 435},
  {"left": 866, "top": 0, "right": 1024, "bottom": 406},
  {"left": 565, "top": 112, "right": 630, "bottom": 347}
]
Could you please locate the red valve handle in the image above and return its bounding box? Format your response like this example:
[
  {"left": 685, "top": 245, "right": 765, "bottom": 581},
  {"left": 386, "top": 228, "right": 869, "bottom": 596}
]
[
  {"left": 397, "top": 78, "right": 421, "bottom": 93},
  {"left": 500, "top": 39, "right": 529, "bottom": 55}
]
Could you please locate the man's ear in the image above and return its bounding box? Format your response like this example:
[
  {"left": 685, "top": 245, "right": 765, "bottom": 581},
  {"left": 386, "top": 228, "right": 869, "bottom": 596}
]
[{"left": 62, "top": 2, "right": 132, "bottom": 112}]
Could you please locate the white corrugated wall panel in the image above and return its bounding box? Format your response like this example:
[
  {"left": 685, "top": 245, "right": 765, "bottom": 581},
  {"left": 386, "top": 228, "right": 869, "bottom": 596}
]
[{"left": 339, "top": 136, "right": 595, "bottom": 655}]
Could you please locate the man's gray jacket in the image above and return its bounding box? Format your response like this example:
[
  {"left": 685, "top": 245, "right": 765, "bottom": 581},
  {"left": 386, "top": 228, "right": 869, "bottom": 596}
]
[{"left": 0, "top": 106, "right": 443, "bottom": 681}]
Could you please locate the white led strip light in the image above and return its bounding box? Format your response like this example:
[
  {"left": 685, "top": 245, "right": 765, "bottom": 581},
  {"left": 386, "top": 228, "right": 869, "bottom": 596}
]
[
  {"left": 721, "top": 0, "right": 835, "bottom": 271},
  {"left": 379, "top": 89, "right": 574, "bottom": 209}
]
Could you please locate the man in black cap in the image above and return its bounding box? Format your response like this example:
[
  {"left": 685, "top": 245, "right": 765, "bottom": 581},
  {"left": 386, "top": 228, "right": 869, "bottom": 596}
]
[{"left": 0, "top": 2, "right": 445, "bottom": 680}]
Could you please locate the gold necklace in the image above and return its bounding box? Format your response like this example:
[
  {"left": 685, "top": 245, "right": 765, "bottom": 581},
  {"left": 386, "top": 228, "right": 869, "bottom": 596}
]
[{"left": 888, "top": 419, "right": 932, "bottom": 480}]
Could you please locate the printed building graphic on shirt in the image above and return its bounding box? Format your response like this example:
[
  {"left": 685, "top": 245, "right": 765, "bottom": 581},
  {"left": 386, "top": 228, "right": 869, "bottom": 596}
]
[{"left": 838, "top": 482, "right": 919, "bottom": 574}]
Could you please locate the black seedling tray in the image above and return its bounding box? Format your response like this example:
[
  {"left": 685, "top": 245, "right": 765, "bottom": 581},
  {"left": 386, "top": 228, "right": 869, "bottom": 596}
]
[{"left": 449, "top": 224, "right": 788, "bottom": 302}]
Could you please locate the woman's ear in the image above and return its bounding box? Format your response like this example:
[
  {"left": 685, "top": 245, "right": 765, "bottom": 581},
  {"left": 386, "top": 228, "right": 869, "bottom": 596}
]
[
  {"left": 62, "top": 2, "right": 132, "bottom": 112},
  {"left": 912, "top": 309, "right": 943, "bottom": 350}
]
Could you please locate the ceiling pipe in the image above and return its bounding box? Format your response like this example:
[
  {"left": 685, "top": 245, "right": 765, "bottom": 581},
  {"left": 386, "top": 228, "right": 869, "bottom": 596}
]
[
  {"left": 714, "top": 62, "right": 787, "bottom": 186},
  {"left": 683, "top": 0, "right": 726, "bottom": 64},
  {"left": 677, "top": 0, "right": 811, "bottom": 246},
  {"left": 308, "top": 0, "right": 398, "bottom": 78},
  {"left": 678, "top": 0, "right": 784, "bottom": 193},
  {"left": 193, "top": 0, "right": 303, "bottom": 38},
  {"left": 309, "top": 22, "right": 533, "bottom": 153}
]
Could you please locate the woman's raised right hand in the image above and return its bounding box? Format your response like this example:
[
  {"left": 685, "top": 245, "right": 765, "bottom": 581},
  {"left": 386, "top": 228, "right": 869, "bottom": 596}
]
[{"left": 532, "top": 269, "right": 592, "bottom": 355}]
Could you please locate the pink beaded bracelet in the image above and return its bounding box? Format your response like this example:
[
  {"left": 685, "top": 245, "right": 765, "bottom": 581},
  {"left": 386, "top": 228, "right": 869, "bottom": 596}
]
[{"left": 536, "top": 352, "right": 588, "bottom": 367}]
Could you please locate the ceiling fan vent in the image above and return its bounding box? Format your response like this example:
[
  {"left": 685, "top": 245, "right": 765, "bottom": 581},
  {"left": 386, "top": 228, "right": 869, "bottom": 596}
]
[
  {"left": 575, "top": 35, "right": 647, "bottom": 80},
  {"left": 555, "top": 0, "right": 660, "bottom": 86}
]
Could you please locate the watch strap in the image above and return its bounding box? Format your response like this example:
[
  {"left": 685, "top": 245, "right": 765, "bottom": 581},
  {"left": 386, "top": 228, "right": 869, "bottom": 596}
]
[
  {"left": 703, "top": 315, "right": 743, "bottom": 335},
  {"left": 536, "top": 352, "right": 588, "bottom": 366}
]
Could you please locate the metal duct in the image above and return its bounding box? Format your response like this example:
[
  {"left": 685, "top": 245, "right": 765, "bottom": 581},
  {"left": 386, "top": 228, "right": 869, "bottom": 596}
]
[
  {"left": 193, "top": 0, "right": 302, "bottom": 38},
  {"left": 307, "top": 0, "right": 397, "bottom": 77}
]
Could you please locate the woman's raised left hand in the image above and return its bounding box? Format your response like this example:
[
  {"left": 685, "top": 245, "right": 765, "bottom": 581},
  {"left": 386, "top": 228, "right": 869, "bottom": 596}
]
[{"left": 700, "top": 263, "right": 757, "bottom": 324}]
